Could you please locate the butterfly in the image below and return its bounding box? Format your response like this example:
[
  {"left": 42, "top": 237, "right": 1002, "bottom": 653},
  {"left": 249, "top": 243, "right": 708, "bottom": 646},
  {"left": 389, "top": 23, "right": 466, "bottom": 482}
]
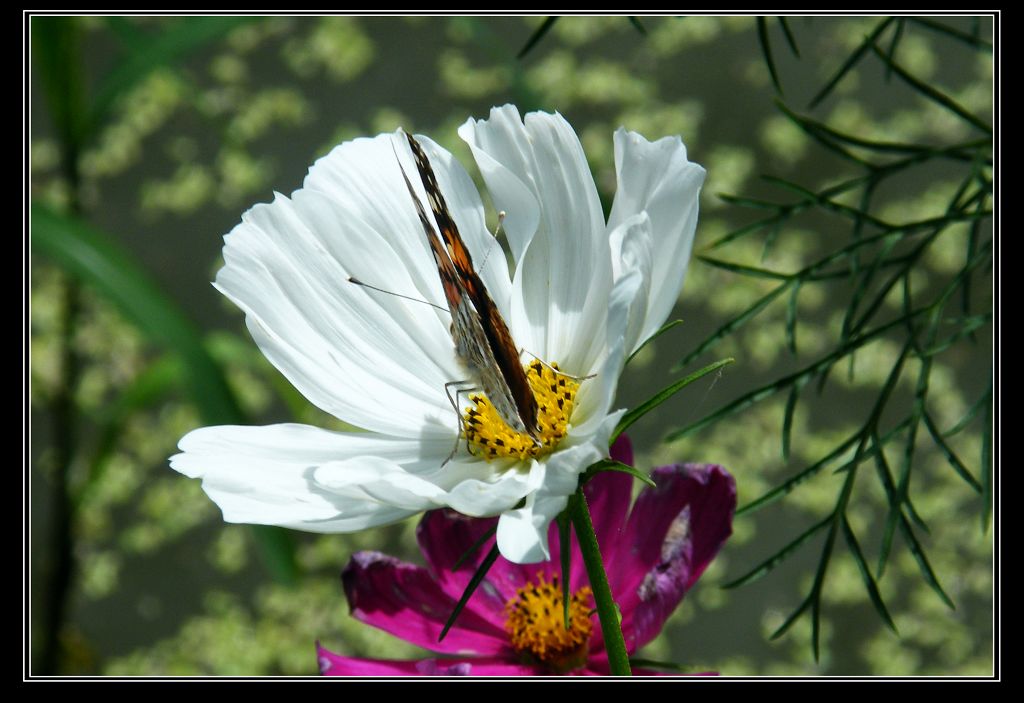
[{"left": 394, "top": 131, "right": 543, "bottom": 449}]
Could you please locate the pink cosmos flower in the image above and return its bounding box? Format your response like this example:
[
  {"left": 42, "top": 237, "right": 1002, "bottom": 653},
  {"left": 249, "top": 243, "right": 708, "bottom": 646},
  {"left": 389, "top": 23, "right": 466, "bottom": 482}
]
[{"left": 317, "top": 436, "right": 736, "bottom": 676}]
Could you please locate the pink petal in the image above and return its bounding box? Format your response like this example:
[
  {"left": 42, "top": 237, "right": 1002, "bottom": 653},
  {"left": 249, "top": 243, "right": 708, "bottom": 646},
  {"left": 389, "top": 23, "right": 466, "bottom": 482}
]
[
  {"left": 582, "top": 433, "right": 636, "bottom": 580},
  {"left": 616, "top": 464, "right": 736, "bottom": 651},
  {"left": 342, "top": 551, "right": 509, "bottom": 655},
  {"left": 317, "top": 644, "right": 539, "bottom": 676},
  {"left": 416, "top": 510, "right": 556, "bottom": 614}
]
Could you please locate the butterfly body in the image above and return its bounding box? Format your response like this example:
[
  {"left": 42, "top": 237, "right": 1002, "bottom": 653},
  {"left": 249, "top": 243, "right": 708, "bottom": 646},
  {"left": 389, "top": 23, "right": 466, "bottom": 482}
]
[{"left": 397, "top": 131, "right": 542, "bottom": 445}]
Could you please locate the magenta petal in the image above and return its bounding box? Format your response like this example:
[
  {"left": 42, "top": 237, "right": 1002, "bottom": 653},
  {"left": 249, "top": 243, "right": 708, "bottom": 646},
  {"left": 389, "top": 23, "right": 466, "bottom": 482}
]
[
  {"left": 616, "top": 464, "right": 736, "bottom": 651},
  {"left": 582, "top": 434, "right": 636, "bottom": 578},
  {"left": 342, "top": 551, "right": 508, "bottom": 655},
  {"left": 416, "top": 510, "right": 552, "bottom": 614},
  {"left": 317, "top": 644, "right": 539, "bottom": 676},
  {"left": 415, "top": 510, "right": 511, "bottom": 628}
]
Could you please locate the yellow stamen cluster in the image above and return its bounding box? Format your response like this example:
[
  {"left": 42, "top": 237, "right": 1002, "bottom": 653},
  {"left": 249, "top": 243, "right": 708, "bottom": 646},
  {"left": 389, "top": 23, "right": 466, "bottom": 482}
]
[
  {"left": 464, "top": 361, "right": 579, "bottom": 461},
  {"left": 504, "top": 572, "right": 594, "bottom": 673}
]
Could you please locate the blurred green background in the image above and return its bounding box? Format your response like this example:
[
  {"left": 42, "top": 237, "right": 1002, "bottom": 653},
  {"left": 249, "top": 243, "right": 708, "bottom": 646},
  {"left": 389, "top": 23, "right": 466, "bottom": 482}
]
[{"left": 30, "top": 15, "right": 993, "bottom": 676}]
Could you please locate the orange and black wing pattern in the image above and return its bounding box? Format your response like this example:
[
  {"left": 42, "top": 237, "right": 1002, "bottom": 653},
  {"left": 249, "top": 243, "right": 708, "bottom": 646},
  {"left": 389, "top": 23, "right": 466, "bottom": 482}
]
[{"left": 400, "top": 131, "right": 539, "bottom": 436}]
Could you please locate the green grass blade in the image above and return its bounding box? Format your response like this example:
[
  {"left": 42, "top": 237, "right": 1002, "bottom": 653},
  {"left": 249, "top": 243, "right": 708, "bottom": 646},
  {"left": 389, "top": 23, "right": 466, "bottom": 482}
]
[
  {"left": 615, "top": 358, "right": 734, "bottom": 441},
  {"left": 440, "top": 544, "right": 500, "bottom": 641},
  {"left": 32, "top": 204, "right": 243, "bottom": 424},
  {"left": 32, "top": 203, "right": 298, "bottom": 584}
]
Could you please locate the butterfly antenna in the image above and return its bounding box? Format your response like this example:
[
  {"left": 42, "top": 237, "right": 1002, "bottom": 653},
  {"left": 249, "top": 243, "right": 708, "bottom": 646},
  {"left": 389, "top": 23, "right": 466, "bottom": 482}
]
[{"left": 348, "top": 276, "right": 448, "bottom": 312}]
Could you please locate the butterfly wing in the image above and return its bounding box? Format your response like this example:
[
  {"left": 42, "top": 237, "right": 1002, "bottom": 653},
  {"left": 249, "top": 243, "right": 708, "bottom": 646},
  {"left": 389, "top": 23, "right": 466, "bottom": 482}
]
[{"left": 400, "top": 132, "right": 540, "bottom": 439}]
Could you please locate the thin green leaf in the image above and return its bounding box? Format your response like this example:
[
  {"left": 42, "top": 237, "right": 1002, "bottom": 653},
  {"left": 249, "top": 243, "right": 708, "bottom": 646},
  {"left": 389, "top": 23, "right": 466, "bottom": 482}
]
[
  {"left": 909, "top": 17, "right": 993, "bottom": 52},
  {"left": 757, "top": 17, "right": 783, "bottom": 94},
  {"left": 696, "top": 256, "right": 793, "bottom": 280},
  {"left": 778, "top": 102, "right": 992, "bottom": 157},
  {"left": 676, "top": 282, "right": 789, "bottom": 368},
  {"left": 74, "top": 355, "right": 182, "bottom": 510},
  {"left": 922, "top": 411, "right": 983, "bottom": 493},
  {"left": 717, "top": 191, "right": 789, "bottom": 210},
  {"left": 944, "top": 379, "right": 992, "bottom": 438},
  {"left": 32, "top": 204, "right": 243, "bottom": 424},
  {"left": 582, "top": 459, "right": 657, "bottom": 489},
  {"left": 616, "top": 358, "right": 734, "bottom": 441},
  {"left": 809, "top": 17, "right": 895, "bottom": 108},
  {"left": 626, "top": 319, "right": 683, "bottom": 366},
  {"left": 517, "top": 16, "right": 558, "bottom": 59},
  {"left": 785, "top": 280, "right": 800, "bottom": 354},
  {"left": 761, "top": 220, "right": 783, "bottom": 260},
  {"left": 899, "top": 515, "right": 956, "bottom": 610},
  {"left": 778, "top": 17, "right": 800, "bottom": 57},
  {"left": 558, "top": 512, "right": 571, "bottom": 629},
  {"left": 628, "top": 658, "right": 714, "bottom": 674},
  {"left": 842, "top": 516, "right": 898, "bottom": 633},
  {"left": 781, "top": 381, "right": 801, "bottom": 462},
  {"left": 981, "top": 391, "right": 992, "bottom": 532},
  {"left": 669, "top": 310, "right": 918, "bottom": 444},
  {"left": 440, "top": 544, "right": 500, "bottom": 642},
  {"left": 627, "top": 16, "right": 647, "bottom": 35},
  {"left": 874, "top": 435, "right": 901, "bottom": 578},
  {"left": 452, "top": 524, "right": 497, "bottom": 571},
  {"left": 869, "top": 44, "right": 991, "bottom": 134},
  {"left": 31, "top": 17, "right": 86, "bottom": 156},
  {"left": 88, "top": 17, "right": 259, "bottom": 141},
  {"left": 770, "top": 593, "right": 813, "bottom": 640},
  {"left": 723, "top": 514, "right": 831, "bottom": 589},
  {"left": 741, "top": 417, "right": 911, "bottom": 517},
  {"left": 706, "top": 212, "right": 788, "bottom": 251},
  {"left": 104, "top": 16, "right": 149, "bottom": 50},
  {"left": 32, "top": 203, "right": 298, "bottom": 584},
  {"left": 885, "top": 19, "right": 905, "bottom": 81},
  {"left": 901, "top": 509, "right": 954, "bottom": 605}
]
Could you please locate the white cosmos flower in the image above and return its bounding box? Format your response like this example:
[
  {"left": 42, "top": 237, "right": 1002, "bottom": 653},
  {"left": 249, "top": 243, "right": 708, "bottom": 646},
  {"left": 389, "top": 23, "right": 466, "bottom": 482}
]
[{"left": 170, "top": 105, "right": 705, "bottom": 564}]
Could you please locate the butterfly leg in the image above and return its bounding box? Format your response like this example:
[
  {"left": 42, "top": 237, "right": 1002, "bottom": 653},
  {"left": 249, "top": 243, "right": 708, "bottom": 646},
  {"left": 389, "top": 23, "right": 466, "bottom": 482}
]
[{"left": 443, "top": 379, "right": 478, "bottom": 465}]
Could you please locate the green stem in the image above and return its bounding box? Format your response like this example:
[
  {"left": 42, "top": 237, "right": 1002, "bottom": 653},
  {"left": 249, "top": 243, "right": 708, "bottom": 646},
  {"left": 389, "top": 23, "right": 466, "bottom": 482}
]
[{"left": 568, "top": 489, "right": 631, "bottom": 676}]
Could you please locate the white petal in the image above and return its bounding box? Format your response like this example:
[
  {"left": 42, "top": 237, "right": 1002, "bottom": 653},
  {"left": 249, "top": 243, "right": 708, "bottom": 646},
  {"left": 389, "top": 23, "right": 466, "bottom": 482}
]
[
  {"left": 461, "top": 106, "right": 613, "bottom": 374},
  {"left": 608, "top": 212, "right": 654, "bottom": 356},
  {"left": 213, "top": 130, "right": 525, "bottom": 438},
  {"left": 568, "top": 263, "right": 641, "bottom": 436},
  {"left": 171, "top": 423, "right": 541, "bottom": 534},
  {"left": 216, "top": 195, "right": 457, "bottom": 438},
  {"left": 495, "top": 439, "right": 603, "bottom": 563},
  {"left": 607, "top": 128, "right": 706, "bottom": 348}
]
